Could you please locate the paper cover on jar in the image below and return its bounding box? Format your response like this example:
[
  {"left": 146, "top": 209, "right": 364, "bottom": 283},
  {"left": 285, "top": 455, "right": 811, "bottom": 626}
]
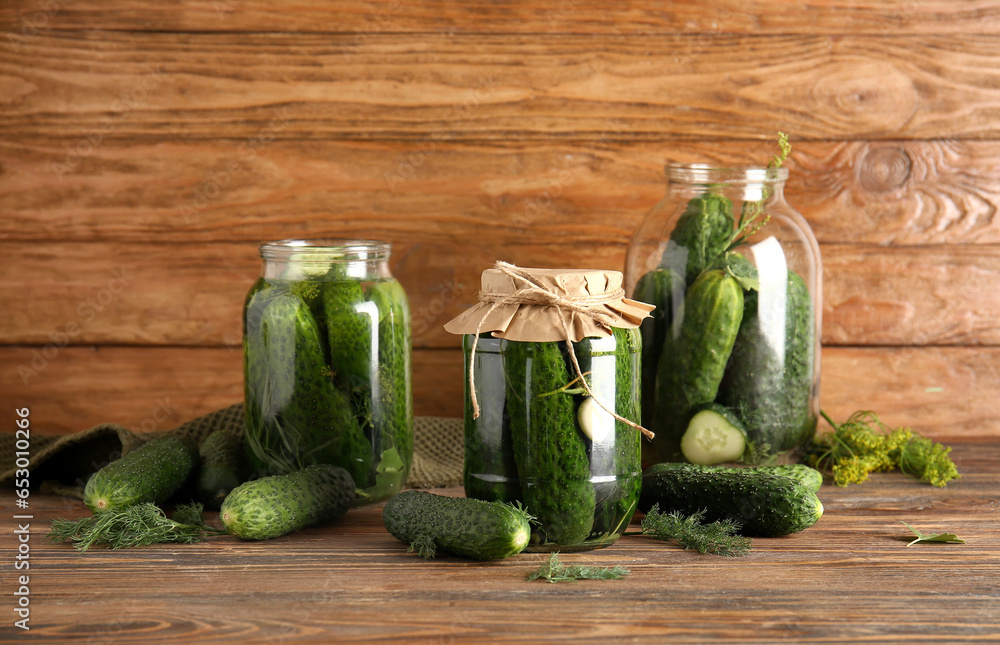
[{"left": 443, "top": 262, "right": 654, "bottom": 343}]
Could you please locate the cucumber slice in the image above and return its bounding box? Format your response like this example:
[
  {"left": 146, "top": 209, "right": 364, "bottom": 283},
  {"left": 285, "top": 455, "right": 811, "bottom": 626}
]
[{"left": 680, "top": 405, "right": 747, "bottom": 465}]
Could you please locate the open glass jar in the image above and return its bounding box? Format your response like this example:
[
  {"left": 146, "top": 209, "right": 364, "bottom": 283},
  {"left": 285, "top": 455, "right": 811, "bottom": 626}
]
[
  {"left": 242, "top": 239, "right": 412, "bottom": 505},
  {"left": 445, "top": 265, "right": 653, "bottom": 551},
  {"left": 624, "top": 164, "right": 822, "bottom": 466}
]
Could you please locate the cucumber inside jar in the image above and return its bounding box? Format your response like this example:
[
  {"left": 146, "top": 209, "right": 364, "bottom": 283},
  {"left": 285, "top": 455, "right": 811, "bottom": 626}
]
[
  {"left": 242, "top": 269, "right": 412, "bottom": 505},
  {"left": 627, "top": 161, "right": 820, "bottom": 465},
  {"left": 466, "top": 328, "right": 642, "bottom": 552}
]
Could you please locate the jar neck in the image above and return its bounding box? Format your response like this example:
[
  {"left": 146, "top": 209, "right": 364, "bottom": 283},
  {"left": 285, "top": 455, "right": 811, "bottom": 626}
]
[
  {"left": 259, "top": 239, "right": 392, "bottom": 281},
  {"left": 666, "top": 163, "right": 787, "bottom": 203}
]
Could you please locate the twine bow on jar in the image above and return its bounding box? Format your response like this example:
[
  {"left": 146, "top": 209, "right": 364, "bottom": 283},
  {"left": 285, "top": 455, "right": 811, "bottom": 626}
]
[{"left": 444, "top": 261, "right": 655, "bottom": 439}]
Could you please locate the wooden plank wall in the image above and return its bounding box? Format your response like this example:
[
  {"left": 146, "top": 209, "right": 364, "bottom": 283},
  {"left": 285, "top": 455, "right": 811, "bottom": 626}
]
[{"left": 2, "top": 1, "right": 999, "bottom": 439}]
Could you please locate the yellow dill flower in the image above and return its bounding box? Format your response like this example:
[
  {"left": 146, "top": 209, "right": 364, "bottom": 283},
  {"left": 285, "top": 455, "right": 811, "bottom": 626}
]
[{"left": 807, "top": 411, "right": 960, "bottom": 487}]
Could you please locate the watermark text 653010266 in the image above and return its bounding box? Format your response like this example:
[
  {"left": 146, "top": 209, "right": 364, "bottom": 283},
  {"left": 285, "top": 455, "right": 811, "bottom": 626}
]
[{"left": 12, "top": 407, "right": 33, "bottom": 631}]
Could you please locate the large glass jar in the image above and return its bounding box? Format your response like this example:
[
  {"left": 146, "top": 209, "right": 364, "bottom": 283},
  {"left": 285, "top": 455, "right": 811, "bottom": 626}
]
[
  {"left": 243, "top": 239, "right": 412, "bottom": 505},
  {"left": 445, "top": 265, "right": 652, "bottom": 552},
  {"left": 625, "top": 164, "right": 822, "bottom": 466}
]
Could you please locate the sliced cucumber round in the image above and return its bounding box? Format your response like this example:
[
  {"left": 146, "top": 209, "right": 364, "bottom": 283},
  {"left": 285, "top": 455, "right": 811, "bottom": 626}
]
[{"left": 680, "top": 404, "right": 747, "bottom": 465}]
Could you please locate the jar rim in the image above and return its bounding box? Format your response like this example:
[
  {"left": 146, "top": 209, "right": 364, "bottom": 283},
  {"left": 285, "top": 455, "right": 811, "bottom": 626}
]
[
  {"left": 665, "top": 163, "right": 788, "bottom": 184},
  {"left": 258, "top": 238, "right": 391, "bottom": 261}
]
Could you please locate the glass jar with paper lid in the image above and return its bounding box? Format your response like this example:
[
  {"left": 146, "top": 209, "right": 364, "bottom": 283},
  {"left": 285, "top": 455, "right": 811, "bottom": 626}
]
[
  {"left": 242, "top": 239, "right": 412, "bottom": 505},
  {"left": 624, "top": 160, "right": 822, "bottom": 467},
  {"left": 445, "top": 262, "right": 654, "bottom": 552}
]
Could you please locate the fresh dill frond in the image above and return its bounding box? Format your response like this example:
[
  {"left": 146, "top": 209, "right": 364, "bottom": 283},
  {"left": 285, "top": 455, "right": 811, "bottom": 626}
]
[
  {"left": 526, "top": 553, "right": 630, "bottom": 583},
  {"left": 729, "top": 132, "right": 791, "bottom": 252},
  {"left": 739, "top": 438, "right": 776, "bottom": 466},
  {"left": 407, "top": 534, "right": 437, "bottom": 560},
  {"left": 807, "top": 410, "right": 960, "bottom": 487},
  {"left": 48, "top": 503, "right": 227, "bottom": 551},
  {"left": 635, "top": 506, "right": 751, "bottom": 557}
]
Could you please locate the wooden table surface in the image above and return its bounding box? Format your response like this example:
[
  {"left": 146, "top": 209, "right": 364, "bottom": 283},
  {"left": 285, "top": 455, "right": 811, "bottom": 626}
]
[{"left": 4, "top": 439, "right": 998, "bottom": 644}]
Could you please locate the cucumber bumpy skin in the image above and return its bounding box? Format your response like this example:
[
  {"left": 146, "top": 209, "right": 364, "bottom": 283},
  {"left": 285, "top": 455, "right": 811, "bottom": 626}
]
[
  {"left": 370, "top": 279, "right": 414, "bottom": 485},
  {"left": 84, "top": 435, "right": 199, "bottom": 513},
  {"left": 220, "top": 464, "right": 355, "bottom": 540},
  {"left": 639, "top": 463, "right": 823, "bottom": 537},
  {"left": 244, "top": 291, "right": 371, "bottom": 485},
  {"left": 649, "top": 269, "right": 745, "bottom": 463},
  {"left": 504, "top": 340, "right": 596, "bottom": 547},
  {"left": 196, "top": 430, "right": 250, "bottom": 509},
  {"left": 382, "top": 490, "right": 532, "bottom": 561},
  {"left": 669, "top": 192, "right": 735, "bottom": 285},
  {"left": 719, "top": 270, "right": 817, "bottom": 454},
  {"left": 647, "top": 461, "right": 823, "bottom": 494}
]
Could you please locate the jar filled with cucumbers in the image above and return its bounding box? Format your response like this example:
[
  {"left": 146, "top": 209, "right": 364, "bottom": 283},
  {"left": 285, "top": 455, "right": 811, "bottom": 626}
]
[
  {"left": 625, "top": 158, "right": 822, "bottom": 467},
  {"left": 445, "top": 264, "right": 654, "bottom": 551},
  {"left": 242, "top": 239, "right": 412, "bottom": 505}
]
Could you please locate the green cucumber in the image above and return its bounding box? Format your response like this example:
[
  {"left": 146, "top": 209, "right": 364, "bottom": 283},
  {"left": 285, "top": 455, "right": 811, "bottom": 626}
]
[
  {"left": 632, "top": 267, "right": 685, "bottom": 426},
  {"left": 196, "top": 430, "right": 250, "bottom": 509},
  {"left": 680, "top": 403, "right": 748, "bottom": 465},
  {"left": 649, "top": 270, "right": 744, "bottom": 462},
  {"left": 220, "top": 464, "right": 354, "bottom": 540},
  {"left": 669, "top": 192, "right": 735, "bottom": 284},
  {"left": 647, "top": 462, "right": 823, "bottom": 493},
  {"left": 368, "top": 279, "right": 413, "bottom": 496},
  {"left": 765, "top": 464, "right": 823, "bottom": 492},
  {"left": 245, "top": 291, "right": 371, "bottom": 484},
  {"left": 708, "top": 251, "right": 759, "bottom": 291},
  {"left": 322, "top": 279, "right": 372, "bottom": 392},
  {"left": 718, "top": 270, "right": 817, "bottom": 454},
  {"left": 504, "top": 340, "right": 595, "bottom": 547},
  {"left": 382, "top": 490, "right": 532, "bottom": 560},
  {"left": 639, "top": 463, "right": 823, "bottom": 537},
  {"left": 83, "top": 435, "right": 199, "bottom": 513}
]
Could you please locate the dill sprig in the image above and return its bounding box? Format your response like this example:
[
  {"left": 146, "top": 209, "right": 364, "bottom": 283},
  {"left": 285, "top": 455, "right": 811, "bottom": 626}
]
[
  {"left": 526, "top": 553, "right": 630, "bottom": 583},
  {"left": 632, "top": 505, "right": 751, "bottom": 557},
  {"left": 806, "top": 410, "right": 960, "bottom": 487},
  {"left": 729, "top": 131, "right": 791, "bottom": 252},
  {"left": 49, "top": 502, "right": 227, "bottom": 551}
]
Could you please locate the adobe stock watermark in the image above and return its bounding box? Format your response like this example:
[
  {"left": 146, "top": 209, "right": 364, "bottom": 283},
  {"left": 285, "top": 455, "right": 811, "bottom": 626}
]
[
  {"left": 5, "top": 0, "right": 67, "bottom": 54},
  {"left": 179, "top": 106, "right": 290, "bottom": 224},
  {"left": 411, "top": 277, "right": 465, "bottom": 337},
  {"left": 50, "top": 66, "right": 166, "bottom": 182},
  {"left": 18, "top": 268, "right": 135, "bottom": 385},
  {"left": 12, "top": 407, "right": 32, "bottom": 631},
  {"left": 383, "top": 74, "right": 497, "bottom": 192},
  {"left": 126, "top": 398, "right": 179, "bottom": 435}
]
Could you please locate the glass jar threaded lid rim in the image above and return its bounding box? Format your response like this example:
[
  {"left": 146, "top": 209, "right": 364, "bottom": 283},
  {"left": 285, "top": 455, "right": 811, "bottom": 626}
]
[
  {"left": 666, "top": 163, "right": 788, "bottom": 186},
  {"left": 258, "top": 238, "right": 391, "bottom": 262}
]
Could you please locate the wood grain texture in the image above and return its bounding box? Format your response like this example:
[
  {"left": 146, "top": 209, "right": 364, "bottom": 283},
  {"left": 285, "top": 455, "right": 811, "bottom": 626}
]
[
  {"left": 4, "top": 0, "right": 1000, "bottom": 35},
  {"left": 5, "top": 139, "right": 1000, "bottom": 246},
  {"left": 3, "top": 346, "right": 998, "bottom": 438},
  {"left": 3, "top": 33, "right": 1000, "bottom": 140},
  {"left": 2, "top": 239, "right": 1000, "bottom": 348},
  {"left": 3, "top": 0, "right": 1000, "bottom": 444},
  {"left": 4, "top": 439, "right": 998, "bottom": 644}
]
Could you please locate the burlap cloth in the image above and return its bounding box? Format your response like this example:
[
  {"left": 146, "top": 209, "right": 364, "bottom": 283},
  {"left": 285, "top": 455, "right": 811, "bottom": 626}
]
[{"left": 0, "top": 404, "right": 464, "bottom": 498}]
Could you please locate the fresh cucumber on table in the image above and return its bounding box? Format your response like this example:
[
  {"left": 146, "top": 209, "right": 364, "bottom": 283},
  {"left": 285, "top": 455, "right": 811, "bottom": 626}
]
[
  {"left": 639, "top": 462, "right": 824, "bottom": 537},
  {"left": 382, "top": 490, "right": 532, "bottom": 560}
]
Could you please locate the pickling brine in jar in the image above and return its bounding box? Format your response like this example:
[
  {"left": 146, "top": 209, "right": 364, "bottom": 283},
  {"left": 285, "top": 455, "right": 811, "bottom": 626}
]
[{"left": 242, "top": 239, "right": 412, "bottom": 505}]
